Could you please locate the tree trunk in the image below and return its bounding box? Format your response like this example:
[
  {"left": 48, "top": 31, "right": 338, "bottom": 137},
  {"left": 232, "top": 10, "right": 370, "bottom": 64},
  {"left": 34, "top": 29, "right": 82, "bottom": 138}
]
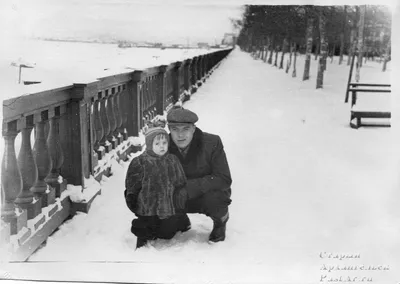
[
  {"left": 348, "top": 28, "right": 358, "bottom": 66},
  {"left": 382, "top": 37, "right": 391, "bottom": 72},
  {"left": 314, "top": 41, "right": 320, "bottom": 60},
  {"left": 268, "top": 37, "right": 274, "bottom": 64},
  {"left": 347, "top": 28, "right": 355, "bottom": 65},
  {"left": 355, "top": 5, "right": 365, "bottom": 83},
  {"left": 347, "top": 7, "right": 359, "bottom": 66},
  {"left": 274, "top": 46, "right": 279, "bottom": 67},
  {"left": 339, "top": 6, "right": 347, "bottom": 65},
  {"left": 286, "top": 41, "right": 293, "bottom": 73},
  {"left": 263, "top": 37, "right": 270, "bottom": 62},
  {"left": 279, "top": 38, "right": 288, "bottom": 69},
  {"left": 339, "top": 33, "right": 345, "bottom": 64},
  {"left": 258, "top": 39, "right": 263, "bottom": 59},
  {"left": 292, "top": 44, "right": 297, "bottom": 78},
  {"left": 316, "top": 7, "right": 327, "bottom": 89},
  {"left": 303, "top": 17, "right": 314, "bottom": 81}
]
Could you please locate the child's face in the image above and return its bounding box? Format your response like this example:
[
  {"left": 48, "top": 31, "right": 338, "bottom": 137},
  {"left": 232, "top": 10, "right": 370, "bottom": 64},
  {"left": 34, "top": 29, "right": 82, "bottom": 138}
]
[{"left": 152, "top": 135, "right": 168, "bottom": 156}]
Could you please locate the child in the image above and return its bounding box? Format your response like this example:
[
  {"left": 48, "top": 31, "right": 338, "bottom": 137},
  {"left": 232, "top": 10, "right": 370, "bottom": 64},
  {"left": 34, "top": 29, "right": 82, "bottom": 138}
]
[{"left": 124, "top": 126, "right": 188, "bottom": 248}]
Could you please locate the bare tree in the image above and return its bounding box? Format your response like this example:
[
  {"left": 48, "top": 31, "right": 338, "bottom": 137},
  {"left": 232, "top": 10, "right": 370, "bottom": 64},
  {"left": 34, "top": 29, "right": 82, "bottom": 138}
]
[
  {"left": 268, "top": 36, "right": 274, "bottom": 64},
  {"left": 347, "top": 6, "right": 358, "bottom": 66},
  {"left": 382, "top": 36, "right": 390, "bottom": 72},
  {"left": 316, "top": 7, "right": 327, "bottom": 88},
  {"left": 286, "top": 41, "right": 293, "bottom": 73},
  {"left": 302, "top": 9, "right": 314, "bottom": 81},
  {"left": 355, "top": 5, "right": 366, "bottom": 82},
  {"left": 339, "top": 6, "right": 347, "bottom": 64},
  {"left": 263, "top": 36, "right": 270, "bottom": 62},
  {"left": 292, "top": 44, "right": 297, "bottom": 78},
  {"left": 274, "top": 45, "right": 279, "bottom": 67},
  {"left": 279, "top": 38, "right": 289, "bottom": 69}
]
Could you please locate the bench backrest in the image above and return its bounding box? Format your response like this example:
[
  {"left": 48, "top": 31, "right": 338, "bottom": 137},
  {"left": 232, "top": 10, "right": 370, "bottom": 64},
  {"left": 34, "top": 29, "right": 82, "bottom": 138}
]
[{"left": 347, "top": 83, "right": 391, "bottom": 107}]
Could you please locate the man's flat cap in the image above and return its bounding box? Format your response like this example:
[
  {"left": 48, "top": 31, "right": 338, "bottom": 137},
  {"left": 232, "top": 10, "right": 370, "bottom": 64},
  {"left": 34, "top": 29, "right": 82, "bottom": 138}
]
[{"left": 167, "top": 107, "right": 198, "bottom": 124}]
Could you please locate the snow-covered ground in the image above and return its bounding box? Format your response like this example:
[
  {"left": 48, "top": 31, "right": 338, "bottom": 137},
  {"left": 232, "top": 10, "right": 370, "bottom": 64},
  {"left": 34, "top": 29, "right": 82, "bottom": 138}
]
[{"left": 1, "top": 48, "right": 400, "bottom": 284}]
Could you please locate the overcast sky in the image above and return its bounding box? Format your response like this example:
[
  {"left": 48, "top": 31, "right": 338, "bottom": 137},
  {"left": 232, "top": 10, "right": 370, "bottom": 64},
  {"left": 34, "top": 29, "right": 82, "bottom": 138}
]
[
  {"left": 1, "top": 0, "right": 398, "bottom": 45},
  {"left": 1, "top": 0, "right": 244, "bottom": 44}
]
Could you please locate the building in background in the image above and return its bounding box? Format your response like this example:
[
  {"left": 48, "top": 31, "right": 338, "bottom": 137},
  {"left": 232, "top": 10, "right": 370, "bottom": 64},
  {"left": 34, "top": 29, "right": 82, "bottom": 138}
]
[
  {"left": 197, "top": 42, "right": 210, "bottom": 49},
  {"left": 221, "top": 33, "right": 237, "bottom": 46}
]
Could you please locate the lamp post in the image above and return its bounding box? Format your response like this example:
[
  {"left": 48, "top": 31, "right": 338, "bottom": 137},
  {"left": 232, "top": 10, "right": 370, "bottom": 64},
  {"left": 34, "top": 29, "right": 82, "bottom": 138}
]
[{"left": 11, "top": 62, "right": 34, "bottom": 84}]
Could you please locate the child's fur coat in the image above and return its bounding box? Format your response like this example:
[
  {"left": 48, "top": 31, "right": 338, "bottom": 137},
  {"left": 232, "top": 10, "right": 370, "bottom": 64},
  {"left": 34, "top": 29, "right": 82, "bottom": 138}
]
[{"left": 125, "top": 151, "right": 187, "bottom": 219}]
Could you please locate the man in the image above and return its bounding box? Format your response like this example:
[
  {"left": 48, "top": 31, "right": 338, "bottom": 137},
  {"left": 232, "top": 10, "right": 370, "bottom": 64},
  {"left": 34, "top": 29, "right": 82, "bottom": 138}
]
[{"left": 167, "top": 106, "right": 232, "bottom": 242}]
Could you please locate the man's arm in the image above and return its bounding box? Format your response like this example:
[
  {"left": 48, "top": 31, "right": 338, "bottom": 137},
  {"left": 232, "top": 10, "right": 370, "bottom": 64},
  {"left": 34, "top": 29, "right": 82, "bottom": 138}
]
[{"left": 186, "top": 136, "right": 232, "bottom": 199}]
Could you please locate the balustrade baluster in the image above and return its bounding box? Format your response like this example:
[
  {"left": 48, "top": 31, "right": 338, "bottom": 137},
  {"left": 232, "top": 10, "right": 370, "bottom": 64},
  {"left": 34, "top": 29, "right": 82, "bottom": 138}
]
[
  {"left": 91, "top": 102, "right": 97, "bottom": 151},
  {"left": 45, "top": 107, "right": 65, "bottom": 198},
  {"left": 190, "top": 58, "right": 195, "bottom": 86},
  {"left": 173, "top": 62, "right": 182, "bottom": 104},
  {"left": 88, "top": 101, "right": 99, "bottom": 177},
  {"left": 114, "top": 86, "right": 123, "bottom": 144},
  {"left": 93, "top": 96, "right": 105, "bottom": 159},
  {"left": 120, "top": 86, "right": 128, "bottom": 140},
  {"left": 154, "top": 74, "right": 160, "bottom": 117},
  {"left": 148, "top": 77, "right": 153, "bottom": 119},
  {"left": 32, "top": 111, "right": 52, "bottom": 208},
  {"left": 1, "top": 121, "right": 22, "bottom": 224},
  {"left": 106, "top": 89, "right": 117, "bottom": 148},
  {"left": 15, "top": 115, "right": 41, "bottom": 219},
  {"left": 100, "top": 93, "right": 112, "bottom": 153},
  {"left": 204, "top": 55, "right": 209, "bottom": 78},
  {"left": 144, "top": 80, "right": 150, "bottom": 122},
  {"left": 140, "top": 83, "right": 146, "bottom": 130},
  {"left": 197, "top": 57, "right": 202, "bottom": 85},
  {"left": 141, "top": 81, "right": 145, "bottom": 124},
  {"left": 190, "top": 58, "right": 197, "bottom": 94},
  {"left": 158, "top": 66, "right": 167, "bottom": 115},
  {"left": 154, "top": 75, "right": 158, "bottom": 117}
]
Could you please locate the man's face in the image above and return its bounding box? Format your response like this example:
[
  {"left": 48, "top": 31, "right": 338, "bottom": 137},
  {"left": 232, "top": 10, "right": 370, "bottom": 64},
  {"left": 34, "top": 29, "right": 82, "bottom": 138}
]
[{"left": 169, "top": 124, "right": 196, "bottom": 149}]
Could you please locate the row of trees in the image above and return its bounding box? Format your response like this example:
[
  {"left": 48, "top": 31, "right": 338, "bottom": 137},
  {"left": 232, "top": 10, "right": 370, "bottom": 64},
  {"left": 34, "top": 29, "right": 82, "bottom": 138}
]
[{"left": 231, "top": 5, "right": 392, "bottom": 88}]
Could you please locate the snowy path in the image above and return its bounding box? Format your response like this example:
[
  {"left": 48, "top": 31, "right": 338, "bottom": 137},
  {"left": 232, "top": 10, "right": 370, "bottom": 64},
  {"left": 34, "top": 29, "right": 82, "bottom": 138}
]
[{"left": 3, "top": 49, "right": 400, "bottom": 284}]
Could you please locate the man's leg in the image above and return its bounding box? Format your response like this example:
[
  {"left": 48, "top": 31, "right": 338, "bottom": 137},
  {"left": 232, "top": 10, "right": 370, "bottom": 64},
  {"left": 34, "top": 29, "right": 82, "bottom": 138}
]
[{"left": 186, "top": 189, "right": 231, "bottom": 242}]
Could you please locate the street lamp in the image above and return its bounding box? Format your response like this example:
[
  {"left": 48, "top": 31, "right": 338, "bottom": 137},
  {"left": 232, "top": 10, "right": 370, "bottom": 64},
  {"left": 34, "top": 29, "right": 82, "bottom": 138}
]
[{"left": 11, "top": 62, "right": 35, "bottom": 84}]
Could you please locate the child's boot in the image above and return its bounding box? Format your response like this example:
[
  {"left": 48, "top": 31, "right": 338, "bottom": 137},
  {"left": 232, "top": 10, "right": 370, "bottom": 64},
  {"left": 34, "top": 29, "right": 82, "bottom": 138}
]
[{"left": 136, "top": 237, "right": 148, "bottom": 249}]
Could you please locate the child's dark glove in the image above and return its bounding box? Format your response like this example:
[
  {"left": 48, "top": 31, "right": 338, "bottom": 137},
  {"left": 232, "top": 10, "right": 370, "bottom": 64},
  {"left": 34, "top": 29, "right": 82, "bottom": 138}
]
[{"left": 173, "top": 186, "right": 188, "bottom": 211}]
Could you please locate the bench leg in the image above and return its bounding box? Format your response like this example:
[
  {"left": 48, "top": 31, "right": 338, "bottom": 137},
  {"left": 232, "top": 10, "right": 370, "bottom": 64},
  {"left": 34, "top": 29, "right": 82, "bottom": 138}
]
[{"left": 356, "top": 117, "right": 361, "bottom": 129}]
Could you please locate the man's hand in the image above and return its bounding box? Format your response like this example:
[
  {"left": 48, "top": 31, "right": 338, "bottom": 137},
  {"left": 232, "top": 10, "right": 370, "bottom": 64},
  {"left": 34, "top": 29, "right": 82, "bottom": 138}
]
[{"left": 173, "top": 186, "right": 188, "bottom": 211}]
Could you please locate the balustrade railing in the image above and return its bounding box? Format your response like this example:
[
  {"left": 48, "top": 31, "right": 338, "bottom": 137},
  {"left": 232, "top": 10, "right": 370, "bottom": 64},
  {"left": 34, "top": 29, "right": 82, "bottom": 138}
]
[{"left": 1, "top": 47, "right": 233, "bottom": 260}]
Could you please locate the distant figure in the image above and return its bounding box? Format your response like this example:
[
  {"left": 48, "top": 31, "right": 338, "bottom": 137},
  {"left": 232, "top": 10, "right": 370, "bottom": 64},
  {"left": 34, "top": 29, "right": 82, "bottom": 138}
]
[{"left": 124, "top": 127, "right": 187, "bottom": 249}]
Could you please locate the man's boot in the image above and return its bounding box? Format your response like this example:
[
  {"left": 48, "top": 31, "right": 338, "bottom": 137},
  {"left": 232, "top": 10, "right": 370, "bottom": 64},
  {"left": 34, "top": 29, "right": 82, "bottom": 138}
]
[{"left": 209, "top": 212, "right": 229, "bottom": 242}]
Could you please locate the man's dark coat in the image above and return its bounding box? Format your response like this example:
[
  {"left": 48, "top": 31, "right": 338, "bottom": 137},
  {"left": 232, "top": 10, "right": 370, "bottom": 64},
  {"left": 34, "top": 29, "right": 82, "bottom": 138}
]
[{"left": 169, "top": 127, "right": 232, "bottom": 199}]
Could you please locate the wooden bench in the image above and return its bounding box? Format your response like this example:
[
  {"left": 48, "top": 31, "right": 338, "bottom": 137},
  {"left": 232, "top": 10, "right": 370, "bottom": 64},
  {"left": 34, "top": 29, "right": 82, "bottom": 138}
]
[{"left": 347, "top": 83, "right": 391, "bottom": 129}]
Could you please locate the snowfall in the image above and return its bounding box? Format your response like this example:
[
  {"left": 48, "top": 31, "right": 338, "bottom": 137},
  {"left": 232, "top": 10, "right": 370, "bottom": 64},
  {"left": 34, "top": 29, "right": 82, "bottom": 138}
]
[{"left": 1, "top": 39, "right": 400, "bottom": 284}]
